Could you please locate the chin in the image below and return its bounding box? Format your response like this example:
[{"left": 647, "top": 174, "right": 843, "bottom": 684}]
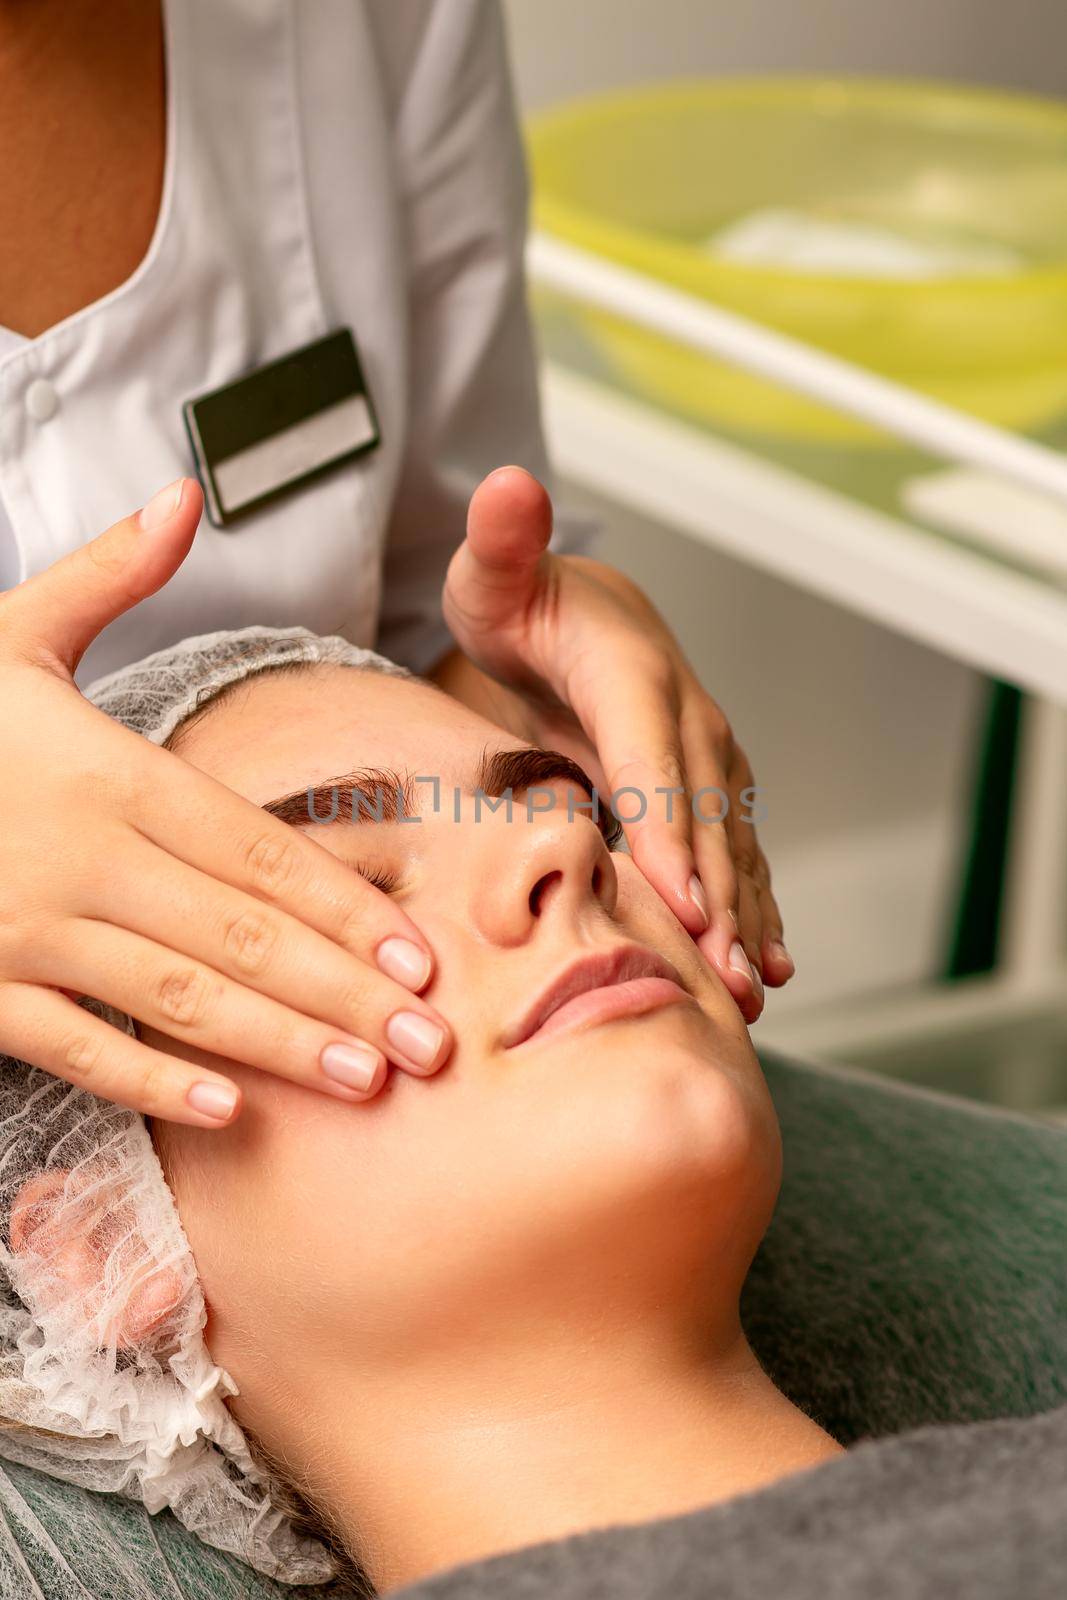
[
  {"left": 578, "top": 1018, "right": 771, "bottom": 1179},
  {"left": 527, "top": 1011, "right": 782, "bottom": 1295}
]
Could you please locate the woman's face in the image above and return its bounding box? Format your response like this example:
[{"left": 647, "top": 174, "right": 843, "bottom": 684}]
[{"left": 149, "top": 666, "right": 781, "bottom": 1427}]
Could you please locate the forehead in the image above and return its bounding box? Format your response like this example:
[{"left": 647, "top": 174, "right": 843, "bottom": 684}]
[{"left": 172, "top": 666, "right": 506, "bottom": 805}]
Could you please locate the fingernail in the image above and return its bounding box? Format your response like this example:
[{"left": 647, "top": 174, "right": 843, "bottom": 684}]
[
  {"left": 386, "top": 1011, "right": 446, "bottom": 1072},
  {"left": 751, "top": 965, "right": 765, "bottom": 1005},
  {"left": 376, "top": 936, "right": 432, "bottom": 991},
  {"left": 727, "top": 941, "right": 754, "bottom": 984},
  {"left": 186, "top": 1080, "right": 238, "bottom": 1123},
  {"left": 139, "top": 477, "right": 184, "bottom": 531},
  {"left": 321, "top": 1041, "right": 383, "bottom": 1093},
  {"left": 687, "top": 873, "right": 709, "bottom": 930},
  {"left": 769, "top": 939, "right": 795, "bottom": 975}
]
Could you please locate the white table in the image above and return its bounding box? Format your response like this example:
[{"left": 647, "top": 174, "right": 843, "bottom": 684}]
[{"left": 541, "top": 362, "right": 1067, "bottom": 704}]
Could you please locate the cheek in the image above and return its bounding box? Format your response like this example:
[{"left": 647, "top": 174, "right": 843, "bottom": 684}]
[
  {"left": 613, "top": 852, "right": 693, "bottom": 939},
  {"left": 157, "top": 1075, "right": 414, "bottom": 1371},
  {"left": 364, "top": 1009, "right": 780, "bottom": 1341},
  {"left": 612, "top": 857, "right": 737, "bottom": 1019}
]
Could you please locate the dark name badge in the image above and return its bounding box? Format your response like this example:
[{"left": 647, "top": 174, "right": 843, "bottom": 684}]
[{"left": 183, "top": 328, "right": 381, "bottom": 528}]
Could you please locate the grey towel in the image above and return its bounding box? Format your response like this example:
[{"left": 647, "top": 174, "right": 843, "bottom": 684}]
[
  {"left": 0, "top": 1052, "right": 1060, "bottom": 1598},
  {"left": 393, "top": 1401, "right": 1067, "bottom": 1600}
]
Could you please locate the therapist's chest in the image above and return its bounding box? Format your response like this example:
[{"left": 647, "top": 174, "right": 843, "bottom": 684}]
[
  {"left": 0, "top": 0, "right": 409, "bottom": 682},
  {"left": 0, "top": 0, "right": 165, "bottom": 341}
]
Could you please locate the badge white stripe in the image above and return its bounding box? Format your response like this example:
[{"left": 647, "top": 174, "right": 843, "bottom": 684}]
[{"left": 213, "top": 393, "right": 376, "bottom": 513}]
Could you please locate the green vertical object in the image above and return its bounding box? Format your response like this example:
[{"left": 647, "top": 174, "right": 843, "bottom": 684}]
[{"left": 944, "top": 680, "right": 1025, "bottom": 980}]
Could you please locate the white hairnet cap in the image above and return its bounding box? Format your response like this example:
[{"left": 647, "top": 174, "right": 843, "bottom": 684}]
[{"left": 0, "top": 627, "right": 411, "bottom": 1584}]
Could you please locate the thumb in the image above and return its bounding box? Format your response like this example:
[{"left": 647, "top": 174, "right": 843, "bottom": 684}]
[
  {"left": 3, "top": 476, "right": 203, "bottom": 676},
  {"left": 445, "top": 466, "right": 553, "bottom": 634}
]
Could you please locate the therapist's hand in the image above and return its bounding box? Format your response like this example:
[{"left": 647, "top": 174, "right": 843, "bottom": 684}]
[
  {"left": 0, "top": 479, "right": 452, "bottom": 1125},
  {"left": 443, "top": 467, "right": 793, "bottom": 1024}
]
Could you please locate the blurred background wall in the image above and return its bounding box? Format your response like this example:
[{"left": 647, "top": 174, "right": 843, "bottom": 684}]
[
  {"left": 504, "top": 0, "right": 1067, "bottom": 1019},
  {"left": 505, "top": 0, "right": 1067, "bottom": 109}
]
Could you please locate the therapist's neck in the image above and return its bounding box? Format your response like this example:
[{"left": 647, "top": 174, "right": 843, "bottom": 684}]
[{"left": 285, "top": 1303, "right": 842, "bottom": 1593}]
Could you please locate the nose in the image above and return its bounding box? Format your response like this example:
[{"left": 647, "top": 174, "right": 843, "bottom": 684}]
[{"left": 468, "top": 798, "right": 618, "bottom": 947}]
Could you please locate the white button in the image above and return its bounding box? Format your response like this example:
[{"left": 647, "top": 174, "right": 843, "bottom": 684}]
[{"left": 25, "top": 379, "right": 59, "bottom": 423}]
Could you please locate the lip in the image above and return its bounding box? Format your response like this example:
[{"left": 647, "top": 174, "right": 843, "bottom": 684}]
[{"left": 505, "top": 944, "right": 692, "bottom": 1049}]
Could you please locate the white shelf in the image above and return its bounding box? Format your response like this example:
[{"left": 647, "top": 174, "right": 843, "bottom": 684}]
[
  {"left": 752, "top": 966, "right": 1067, "bottom": 1123},
  {"left": 541, "top": 362, "right": 1067, "bottom": 706},
  {"left": 530, "top": 233, "right": 1067, "bottom": 508}
]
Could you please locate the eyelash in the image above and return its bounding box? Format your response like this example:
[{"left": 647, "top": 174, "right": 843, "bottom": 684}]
[
  {"left": 355, "top": 863, "right": 401, "bottom": 894},
  {"left": 601, "top": 815, "right": 624, "bottom": 850},
  {"left": 352, "top": 801, "right": 619, "bottom": 895}
]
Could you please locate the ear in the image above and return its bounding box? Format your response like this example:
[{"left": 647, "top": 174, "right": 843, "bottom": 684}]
[
  {"left": 9, "top": 1170, "right": 72, "bottom": 1256},
  {"left": 10, "top": 1168, "right": 183, "bottom": 1351}
]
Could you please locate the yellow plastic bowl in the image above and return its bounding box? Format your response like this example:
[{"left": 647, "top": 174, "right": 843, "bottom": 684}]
[{"left": 528, "top": 78, "right": 1067, "bottom": 444}]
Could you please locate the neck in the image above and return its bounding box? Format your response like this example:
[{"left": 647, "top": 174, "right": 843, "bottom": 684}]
[{"left": 284, "top": 1314, "right": 842, "bottom": 1594}]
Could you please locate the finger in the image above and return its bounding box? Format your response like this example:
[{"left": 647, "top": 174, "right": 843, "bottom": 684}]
[
  {"left": 3, "top": 478, "right": 203, "bottom": 676},
  {"left": 680, "top": 718, "right": 759, "bottom": 1013},
  {"left": 726, "top": 787, "right": 765, "bottom": 977},
  {"left": 87, "top": 836, "right": 451, "bottom": 1077},
  {"left": 0, "top": 981, "right": 243, "bottom": 1128},
  {"left": 722, "top": 744, "right": 786, "bottom": 996},
  {"left": 443, "top": 466, "right": 553, "bottom": 635},
  {"left": 124, "top": 749, "right": 441, "bottom": 989},
  {"left": 751, "top": 848, "right": 794, "bottom": 988},
  {"left": 38, "top": 917, "right": 446, "bottom": 1092},
  {"left": 692, "top": 865, "right": 760, "bottom": 1020},
  {"left": 583, "top": 654, "right": 707, "bottom": 936},
  {"left": 734, "top": 866, "right": 765, "bottom": 1022}
]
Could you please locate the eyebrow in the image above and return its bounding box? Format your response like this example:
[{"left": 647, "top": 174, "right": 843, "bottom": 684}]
[{"left": 261, "top": 746, "right": 623, "bottom": 846}]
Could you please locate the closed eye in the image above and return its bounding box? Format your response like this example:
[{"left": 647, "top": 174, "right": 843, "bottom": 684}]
[
  {"left": 479, "top": 747, "right": 624, "bottom": 850},
  {"left": 354, "top": 862, "right": 402, "bottom": 895}
]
